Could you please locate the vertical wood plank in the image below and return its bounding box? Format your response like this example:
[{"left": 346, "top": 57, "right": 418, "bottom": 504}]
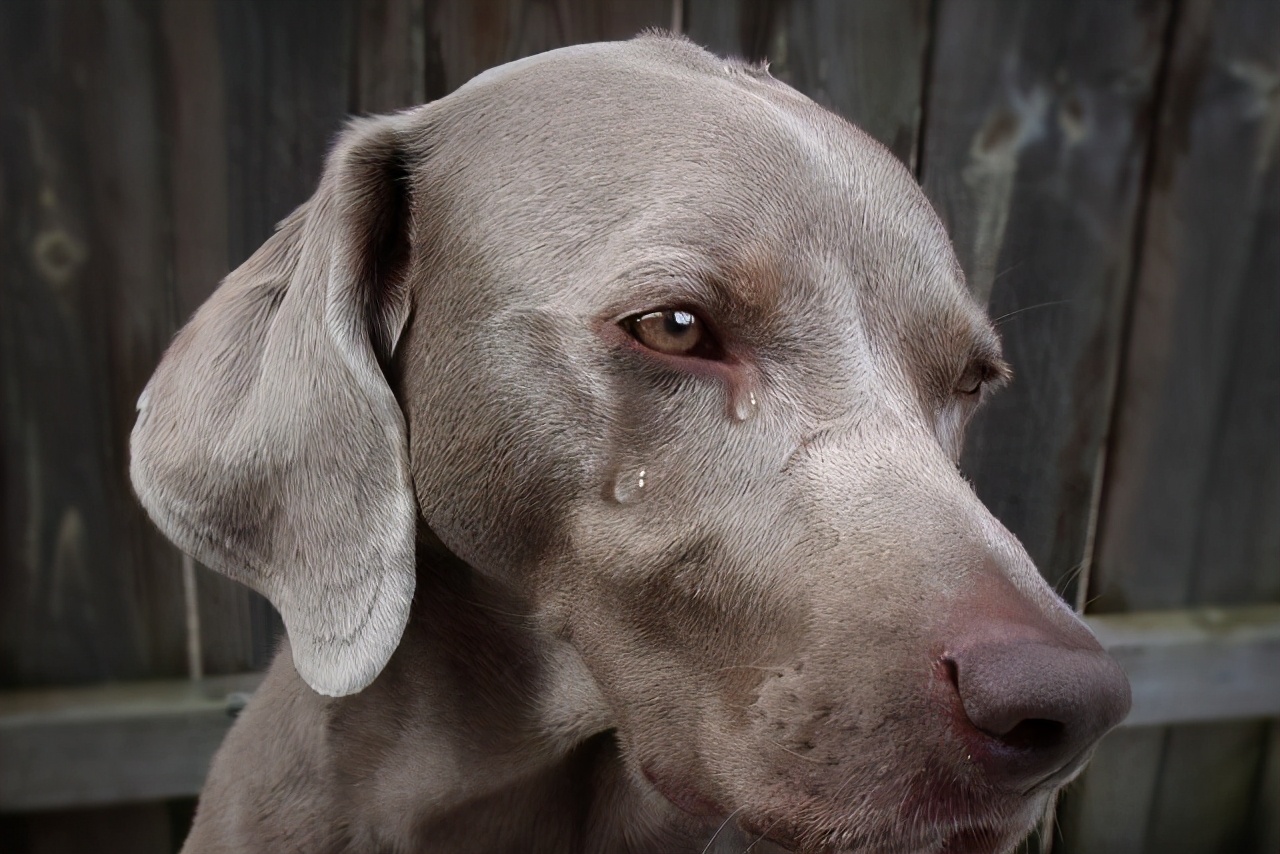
[
  {"left": 218, "top": 0, "right": 358, "bottom": 270},
  {"left": 1, "top": 1, "right": 193, "bottom": 849},
  {"left": 1092, "top": 0, "right": 1280, "bottom": 616},
  {"left": 919, "top": 0, "right": 1171, "bottom": 604},
  {"left": 0, "top": 802, "right": 177, "bottom": 854},
  {"left": 424, "top": 0, "right": 672, "bottom": 100},
  {"left": 685, "top": 0, "right": 931, "bottom": 168},
  {"left": 1057, "top": 727, "right": 1168, "bottom": 854},
  {"left": 1249, "top": 721, "right": 1280, "bottom": 854},
  {"left": 354, "top": 0, "right": 428, "bottom": 114},
  {"left": 0, "top": 0, "right": 188, "bottom": 689},
  {"left": 1143, "top": 721, "right": 1270, "bottom": 853},
  {"left": 1069, "top": 0, "right": 1280, "bottom": 851}
]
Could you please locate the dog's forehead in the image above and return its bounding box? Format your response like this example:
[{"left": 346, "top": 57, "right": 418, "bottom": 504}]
[{"left": 429, "top": 36, "right": 984, "bottom": 341}]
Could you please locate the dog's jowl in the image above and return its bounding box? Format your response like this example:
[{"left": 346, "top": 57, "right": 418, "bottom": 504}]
[{"left": 131, "top": 34, "right": 1130, "bottom": 854}]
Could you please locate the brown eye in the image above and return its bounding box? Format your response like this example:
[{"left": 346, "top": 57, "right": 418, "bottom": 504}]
[{"left": 623, "top": 309, "right": 720, "bottom": 358}]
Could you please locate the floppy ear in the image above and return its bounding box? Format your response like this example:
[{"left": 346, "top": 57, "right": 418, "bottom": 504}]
[{"left": 131, "top": 115, "right": 417, "bottom": 696}]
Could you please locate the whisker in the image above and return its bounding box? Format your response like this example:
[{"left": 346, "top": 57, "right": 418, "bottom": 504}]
[
  {"left": 741, "top": 815, "right": 784, "bottom": 853},
  {"left": 1055, "top": 561, "right": 1087, "bottom": 598},
  {"left": 993, "top": 299, "right": 1074, "bottom": 326},
  {"left": 992, "top": 261, "right": 1026, "bottom": 283},
  {"left": 1037, "top": 791, "right": 1060, "bottom": 854},
  {"left": 701, "top": 806, "right": 747, "bottom": 854}
]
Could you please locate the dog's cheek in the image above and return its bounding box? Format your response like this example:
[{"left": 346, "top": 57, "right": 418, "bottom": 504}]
[{"left": 395, "top": 315, "right": 603, "bottom": 577}]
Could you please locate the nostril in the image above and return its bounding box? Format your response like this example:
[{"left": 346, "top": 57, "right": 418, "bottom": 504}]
[
  {"left": 942, "top": 656, "right": 960, "bottom": 689},
  {"left": 996, "top": 718, "right": 1065, "bottom": 752},
  {"left": 943, "top": 640, "right": 1130, "bottom": 790}
]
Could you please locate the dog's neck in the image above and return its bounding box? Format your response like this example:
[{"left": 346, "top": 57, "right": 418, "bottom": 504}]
[
  {"left": 190, "top": 538, "right": 771, "bottom": 851},
  {"left": 319, "top": 539, "right": 704, "bottom": 851},
  {"left": 408, "top": 535, "right": 614, "bottom": 762}
]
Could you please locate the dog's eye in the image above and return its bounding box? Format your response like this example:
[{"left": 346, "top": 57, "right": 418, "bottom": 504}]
[
  {"left": 623, "top": 309, "right": 720, "bottom": 358},
  {"left": 955, "top": 365, "right": 985, "bottom": 397}
]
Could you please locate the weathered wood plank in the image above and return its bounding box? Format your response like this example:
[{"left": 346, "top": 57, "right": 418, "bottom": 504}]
[
  {"left": 1090, "top": 605, "right": 1280, "bottom": 726},
  {"left": 0, "top": 674, "right": 261, "bottom": 812},
  {"left": 920, "top": 0, "right": 1172, "bottom": 604},
  {"left": 0, "top": 802, "right": 180, "bottom": 854},
  {"left": 1056, "top": 726, "right": 1167, "bottom": 854},
  {"left": 1091, "top": 0, "right": 1280, "bottom": 617},
  {"left": 1069, "top": 0, "right": 1280, "bottom": 850},
  {"left": 0, "top": 1, "right": 208, "bottom": 849},
  {"left": 0, "top": 0, "right": 188, "bottom": 688},
  {"left": 1145, "top": 721, "right": 1270, "bottom": 853},
  {"left": 1249, "top": 722, "right": 1280, "bottom": 854},
  {"left": 424, "top": 0, "right": 671, "bottom": 100},
  {"left": 81, "top": 0, "right": 193, "bottom": 691},
  {"left": 217, "top": 0, "right": 357, "bottom": 274},
  {"left": 685, "top": 0, "right": 931, "bottom": 168},
  {"left": 353, "top": 0, "right": 428, "bottom": 114}
]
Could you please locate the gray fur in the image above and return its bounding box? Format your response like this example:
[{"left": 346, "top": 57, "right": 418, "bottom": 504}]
[{"left": 131, "top": 35, "right": 1128, "bottom": 854}]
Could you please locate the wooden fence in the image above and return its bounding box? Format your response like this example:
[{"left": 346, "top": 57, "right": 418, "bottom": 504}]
[{"left": 1, "top": 1, "right": 1277, "bottom": 852}]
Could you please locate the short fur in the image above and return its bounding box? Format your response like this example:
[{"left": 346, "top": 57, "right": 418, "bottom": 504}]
[{"left": 131, "top": 35, "right": 1128, "bottom": 854}]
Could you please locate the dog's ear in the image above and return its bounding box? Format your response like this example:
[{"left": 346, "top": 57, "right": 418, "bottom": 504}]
[{"left": 131, "top": 115, "right": 417, "bottom": 696}]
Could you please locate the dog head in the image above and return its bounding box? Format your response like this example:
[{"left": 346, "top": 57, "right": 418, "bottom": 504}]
[{"left": 132, "top": 35, "right": 1129, "bottom": 854}]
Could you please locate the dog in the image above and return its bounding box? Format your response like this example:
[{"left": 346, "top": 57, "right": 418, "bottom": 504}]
[{"left": 130, "top": 34, "right": 1130, "bottom": 854}]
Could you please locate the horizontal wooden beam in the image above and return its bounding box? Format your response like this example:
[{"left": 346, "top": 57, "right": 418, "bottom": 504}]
[
  {"left": 0, "top": 673, "right": 261, "bottom": 812},
  {"left": 1088, "top": 604, "right": 1280, "bottom": 727},
  {"left": 2, "top": 606, "right": 1278, "bottom": 811}
]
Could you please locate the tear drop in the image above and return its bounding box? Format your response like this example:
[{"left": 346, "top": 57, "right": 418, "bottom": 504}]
[
  {"left": 612, "top": 468, "right": 647, "bottom": 504},
  {"left": 731, "top": 389, "right": 759, "bottom": 422}
]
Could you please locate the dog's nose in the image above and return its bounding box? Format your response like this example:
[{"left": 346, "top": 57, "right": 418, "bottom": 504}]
[{"left": 945, "top": 639, "right": 1130, "bottom": 790}]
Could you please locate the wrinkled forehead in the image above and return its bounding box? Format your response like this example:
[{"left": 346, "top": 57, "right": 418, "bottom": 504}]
[{"left": 427, "top": 37, "right": 990, "bottom": 343}]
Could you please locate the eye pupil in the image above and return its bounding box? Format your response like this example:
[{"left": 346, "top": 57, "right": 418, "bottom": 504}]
[
  {"left": 666, "top": 310, "right": 695, "bottom": 336},
  {"left": 622, "top": 308, "right": 720, "bottom": 359}
]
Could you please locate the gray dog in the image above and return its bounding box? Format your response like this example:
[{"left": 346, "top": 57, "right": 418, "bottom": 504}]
[{"left": 131, "top": 34, "right": 1130, "bottom": 854}]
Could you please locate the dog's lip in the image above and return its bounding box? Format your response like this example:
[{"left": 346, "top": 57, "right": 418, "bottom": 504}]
[
  {"left": 733, "top": 821, "right": 1019, "bottom": 854},
  {"left": 733, "top": 793, "right": 1031, "bottom": 854},
  {"left": 639, "top": 749, "right": 1033, "bottom": 853},
  {"left": 639, "top": 765, "right": 728, "bottom": 818}
]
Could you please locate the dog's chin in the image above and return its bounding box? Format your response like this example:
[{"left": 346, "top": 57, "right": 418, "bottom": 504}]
[
  {"left": 637, "top": 761, "right": 1042, "bottom": 854},
  {"left": 734, "top": 811, "right": 1038, "bottom": 854}
]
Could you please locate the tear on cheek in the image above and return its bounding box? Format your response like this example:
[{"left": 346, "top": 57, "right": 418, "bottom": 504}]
[{"left": 728, "top": 384, "right": 759, "bottom": 422}]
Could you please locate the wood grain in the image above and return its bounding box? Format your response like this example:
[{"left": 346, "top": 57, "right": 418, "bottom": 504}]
[
  {"left": 425, "top": 0, "right": 672, "bottom": 100},
  {"left": 1089, "top": 605, "right": 1280, "bottom": 726},
  {"left": 354, "top": 0, "right": 428, "bottom": 114},
  {"left": 686, "top": 0, "right": 931, "bottom": 167},
  {"left": 0, "top": 3, "right": 202, "bottom": 847},
  {"left": 1068, "top": 0, "right": 1280, "bottom": 850},
  {"left": 0, "top": 803, "right": 180, "bottom": 854},
  {"left": 0, "top": 674, "right": 261, "bottom": 812},
  {"left": 0, "top": 0, "right": 188, "bottom": 689},
  {"left": 920, "top": 0, "right": 1173, "bottom": 606}
]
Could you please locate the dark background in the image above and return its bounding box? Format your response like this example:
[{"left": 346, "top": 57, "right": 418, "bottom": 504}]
[{"left": 1, "top": 0, "right": 1277, "bottom": 851}]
